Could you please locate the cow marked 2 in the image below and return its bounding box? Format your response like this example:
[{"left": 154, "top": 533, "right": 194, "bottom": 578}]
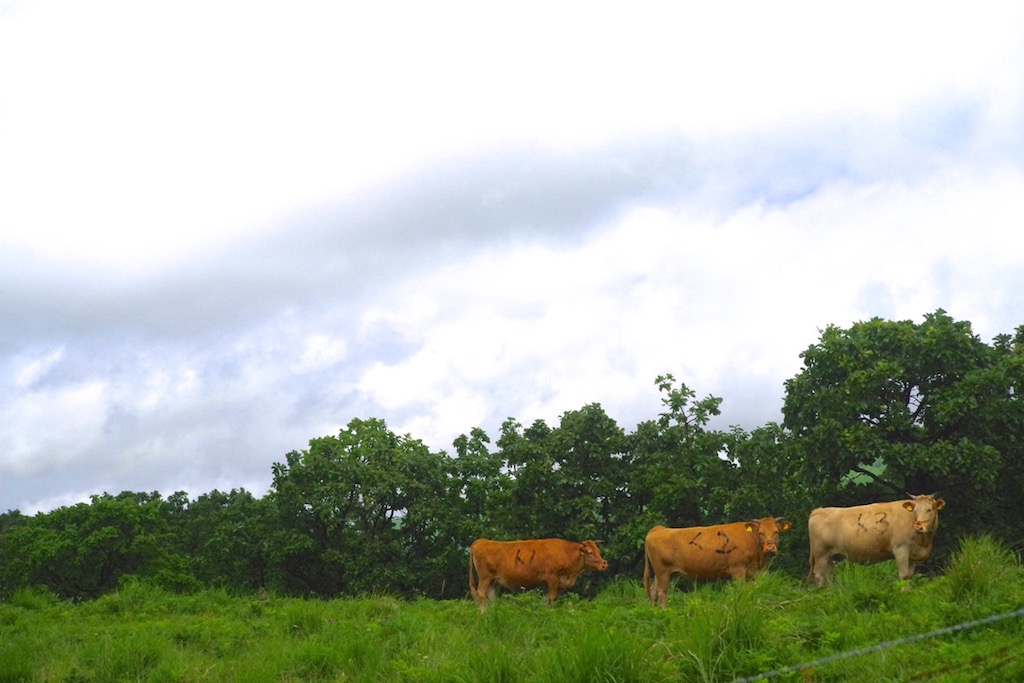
[
  {"left": 715, "top": 531, "right": 736, "bottom": 555},
  {"left": 643, "top": 517, "right": 791, "bottom": 608}
]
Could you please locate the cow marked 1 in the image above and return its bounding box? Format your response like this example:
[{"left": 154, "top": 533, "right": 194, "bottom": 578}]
[{"left": 469, "top": 538, "right": 608, "bottom": 612}]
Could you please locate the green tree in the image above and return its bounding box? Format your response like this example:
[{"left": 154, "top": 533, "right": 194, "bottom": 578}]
[
  {"left": 616, "top": 375, "right": 738, "bottom": 574},
  {"left": 0, "top": 492, "right": 176, "bottom": 599},
  {"left": 0, "top": 510, "right": 27, "bottom": 598},
  {"left": 630, "top": 374, "right": 735, "bottom": 527},
  {"left": 782, "top": 310, "right": 1021, "bottom": 557},
  {"left": 498, "top": 406, "right": 626, "bottom": 538},
  {"left": 951, "top": 328, "right": 1024, "bottom": 545},
  {"left": 451, "top": 427, "right": 511, "bottom": 543},
  {"left": 488, "top": 406, "right": 626, "bottom": 594},
  {"left": 498, "top": 417, "right": 557, "bottom": 538},
  {"left": 547, "top": 403, "right": 628, "bottom": 543},
  {"left": 168, "top": 488, "right": 273, "bottom": 592},
  {"left": 269, "top": 418, "right": 453, "bottom": 597},
  {"left": 724, "top": 423, "right": 813, "bottom": 574}
]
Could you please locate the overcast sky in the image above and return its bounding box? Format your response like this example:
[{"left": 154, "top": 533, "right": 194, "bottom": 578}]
[{"left": 2, "top": 2, "right": 1023, "bottom": 514}]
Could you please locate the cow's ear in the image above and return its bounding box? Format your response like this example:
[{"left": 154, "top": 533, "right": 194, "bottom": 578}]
[
  {"left": 934, "top": 498, "right": 945, "bottom": 510},
  {"left": 744, "top": 522, "right": 758, "bottom": 533},
  {"left": 903, "top": 501, "right": 916, "bottom": 512},
  {"left": 777, "top": 519, "right": 792, "bottom": 532}
]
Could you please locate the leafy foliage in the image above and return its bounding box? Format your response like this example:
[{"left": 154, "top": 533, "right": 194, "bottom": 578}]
[
  {"left": 0, "top": 492, "right": 172, "bottom": 599},
  {"left": 2, "top": 310, "right": 1023, "bottom": 599},
  {"left": 269, "top": 417, "right": 456, "bottom": 597},
  {"left": 783, "top": 310, "right": 1024, "bottom": 560}
]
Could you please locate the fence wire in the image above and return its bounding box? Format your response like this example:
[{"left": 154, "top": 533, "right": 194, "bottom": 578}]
[{"left": 731, "top": 605, "right": 1024, "bottom": 683}]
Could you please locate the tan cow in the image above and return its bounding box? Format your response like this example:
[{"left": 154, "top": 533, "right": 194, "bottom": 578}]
[
  {"left": 807, "top": 493, "right": 946, "bottom": 586},
  {"left": 643, "top": 517, "right": 791, "bottom": 608},
  {"left": 468, "top": 538, "right": 608, "bottom": 612}
]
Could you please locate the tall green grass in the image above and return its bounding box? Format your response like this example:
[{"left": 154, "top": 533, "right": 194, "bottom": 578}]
[
  {"left": 943, "top": 535, "right": 1021, "bottom": 612},
  {"left": 0, "top": 536, "right": 1021, "bottom": 682}
]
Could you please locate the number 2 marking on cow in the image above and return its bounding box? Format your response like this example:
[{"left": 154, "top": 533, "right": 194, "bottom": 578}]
[{"left": 715, "top": 531, "right": 735, "bottom": 554}]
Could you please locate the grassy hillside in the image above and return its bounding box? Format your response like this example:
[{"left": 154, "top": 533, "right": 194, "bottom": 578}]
[{"left": 1, "top": 536, "right": 1022, "bottom": 682}]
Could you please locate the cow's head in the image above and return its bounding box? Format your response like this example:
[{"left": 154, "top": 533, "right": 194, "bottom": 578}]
[
  {"left": 580, "top": 540, "right": 609, "bottom": 571},
  {"left": 903, "top": 494, "right": 945, "bottom": 534},
  {"left": 745, "top": 517, "right": 792, "bottom": 555}
]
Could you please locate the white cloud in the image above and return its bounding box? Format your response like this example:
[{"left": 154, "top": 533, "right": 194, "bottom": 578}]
[
  {"left": 1, "top": 1, "right": 1023, "bottom": 512},
  {"left": 133, "top": 368, "right": 200, "bottom": 413},
  {"left": 295, "top": 334, "right": 347, "bottom": 373},
  {"left": 1, "top": 381, "right": 108, "bottom": 475},
  {"left": 347, "top": 156, "right": 1024, "bottom": 450},
  {"left": 4, "top": 2, "right": 1021, "bottom": 269},
  {"left": 19, "top": 489, "right": 97, "bottom": 516},
  {"left": 13, "top": 347, "right": 65, "bottom": 389}
]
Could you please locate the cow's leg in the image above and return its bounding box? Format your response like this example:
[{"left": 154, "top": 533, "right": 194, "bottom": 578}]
[
  {"left": 545, "top": 579, "right": 559, "bottom": 606},
  {"left": 893, "top": 548, "right": 916, "bottom": 582},
  {"left": 474, "top": 578, "right": 492, "bottom": 612},
  {"left": 809, "top": 552, "right": 833, "bottom": 586},
  {"left": 729, "top": 565, "right": 751, "bottom": 582},
  {"left": 655, "top": 571, "right": 671, "bottom": 609}
]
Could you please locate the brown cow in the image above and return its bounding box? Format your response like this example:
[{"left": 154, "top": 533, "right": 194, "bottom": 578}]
[
  {"left": 807, "top": 493, "right": 945, "bottom": 587},
  {"left": 468, "top": 538, "right": 608, "bottom": 611},
  {"left": 643, "top": 517, "right": 791, "bottom": 608}
]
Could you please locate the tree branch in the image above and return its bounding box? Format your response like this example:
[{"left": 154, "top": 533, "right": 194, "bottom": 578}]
[{"left": 850, "top": 465, "right": 905, "bottom": 495}]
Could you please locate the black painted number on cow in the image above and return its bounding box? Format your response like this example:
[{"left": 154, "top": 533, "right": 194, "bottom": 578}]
[
  {"left": 715, "top": 531, "right": 735, "bottom": 554},
  {"left": 514, "top": 548, "right": 535, "bottom": 565}
]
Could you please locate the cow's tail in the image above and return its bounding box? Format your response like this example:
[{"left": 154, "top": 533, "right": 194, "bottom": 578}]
[
  {"left": 642, "top": 540, "right": 652, "bottom": 602},
  {"left": 468, "top": 545, "right": 478, "bottom": 599},
  {"left": 805, "top": 549, "right": 816, "bottom": 587}
]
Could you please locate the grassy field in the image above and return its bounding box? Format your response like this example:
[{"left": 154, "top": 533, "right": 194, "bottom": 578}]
[{"left": 1, "top": 536, "right": 1022, "bottom": 682}]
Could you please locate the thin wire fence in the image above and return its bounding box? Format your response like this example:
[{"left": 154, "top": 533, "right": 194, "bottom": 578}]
[{"left": 731, "top": 606, "right": 1024, "bottom": 683}]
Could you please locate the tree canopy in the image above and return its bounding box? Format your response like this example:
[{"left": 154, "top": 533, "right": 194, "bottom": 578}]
[
  {"left": 782, "top": 310, "right": 1024, "bottom": 553},
  {"left": 2, "top": 310, "right": 1021, "bottom": 600}
]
